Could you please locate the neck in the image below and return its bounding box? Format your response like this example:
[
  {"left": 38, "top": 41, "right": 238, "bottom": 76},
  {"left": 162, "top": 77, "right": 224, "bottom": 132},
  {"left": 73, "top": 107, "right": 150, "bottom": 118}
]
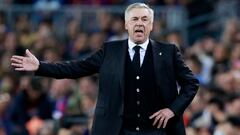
[{"left": 129, "top": 38, "right": 149, "bottom": 44}]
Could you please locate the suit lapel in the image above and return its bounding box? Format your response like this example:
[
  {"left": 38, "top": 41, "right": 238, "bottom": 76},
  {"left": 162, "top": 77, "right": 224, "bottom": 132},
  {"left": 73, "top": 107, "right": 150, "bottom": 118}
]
[
  {"left": 118, "top": 40, "right": 128, "bottom": 96},
  {"left": 151, "top": 39, "right": 163, "bottom": 86}
]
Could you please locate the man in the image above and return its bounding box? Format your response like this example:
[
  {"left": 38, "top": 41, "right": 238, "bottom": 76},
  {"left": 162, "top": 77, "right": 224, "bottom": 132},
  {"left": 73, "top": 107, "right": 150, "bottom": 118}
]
[
  {"left": 9, "top": 78, "right": 54, "bottom": 135},
  {"left": 11, "top": 3, "right": 199, "bottom": 135}
]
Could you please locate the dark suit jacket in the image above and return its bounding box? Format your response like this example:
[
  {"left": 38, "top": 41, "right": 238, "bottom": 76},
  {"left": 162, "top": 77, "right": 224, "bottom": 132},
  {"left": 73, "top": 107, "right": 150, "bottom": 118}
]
[{"left": 35, "top": 39, "right": 199, "bottom": 135}]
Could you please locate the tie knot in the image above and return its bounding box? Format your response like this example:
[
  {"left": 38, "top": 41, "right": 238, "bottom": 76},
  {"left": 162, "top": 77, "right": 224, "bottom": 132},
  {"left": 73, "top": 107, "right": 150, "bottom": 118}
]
[{"left": 133, "top": 45, "right": 141, "bottom": 52}]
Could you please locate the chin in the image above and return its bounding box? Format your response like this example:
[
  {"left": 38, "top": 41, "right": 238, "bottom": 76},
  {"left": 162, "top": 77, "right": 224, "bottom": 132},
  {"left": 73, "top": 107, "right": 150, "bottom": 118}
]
[{"left": 133, "top": 38, "right": 145, "bottom": 44}]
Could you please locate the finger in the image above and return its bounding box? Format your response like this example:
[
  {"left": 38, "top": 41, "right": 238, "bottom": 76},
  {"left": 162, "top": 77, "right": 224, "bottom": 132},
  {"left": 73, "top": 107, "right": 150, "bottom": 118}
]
[
  {"left": 157, "top": 116, "right": 165, "bottom": 128},
  {"left": 11, "top": 58, "right": 23, "bottom": 64},
  {"left": 153, "top": 117, "right": 159, "bottom": 126},
  {"left": 15, "top": 68, "right": 25, "bottom": 71},
  {"left": 153, "top": 113, "right": 162, "bottom": 126},
  {"left": 163, "top": 117, "right": 169, "bottom": 128},
  {"left": 26, "top": 49, "right": 34, "bottom": 58},
  {"left": 149, "top": 111, "right": 160, "bottom": 119},
  {"left": 12, "top": 55, "right": 25, "bottom": 60},
  {"left": 11, "top": 63, "right": 23, "bottom": 68}
]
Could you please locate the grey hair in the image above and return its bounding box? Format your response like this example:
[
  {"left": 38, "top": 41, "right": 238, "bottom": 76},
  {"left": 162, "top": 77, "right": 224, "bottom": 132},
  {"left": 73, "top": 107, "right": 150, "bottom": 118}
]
[{"left": 125, "top": 3, "right": 154, "bottom": 23}]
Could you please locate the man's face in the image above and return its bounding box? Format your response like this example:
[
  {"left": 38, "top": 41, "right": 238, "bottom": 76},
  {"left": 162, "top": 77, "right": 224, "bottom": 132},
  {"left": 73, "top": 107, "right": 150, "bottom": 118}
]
[{"left": 125, "top": 8, "right": 153, "bottom": 44}]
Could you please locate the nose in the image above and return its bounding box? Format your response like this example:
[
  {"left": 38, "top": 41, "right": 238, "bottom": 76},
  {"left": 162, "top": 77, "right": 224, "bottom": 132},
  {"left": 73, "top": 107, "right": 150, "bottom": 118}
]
[{"left": 135, "top": 19, "right": 144, "bottom": 26}]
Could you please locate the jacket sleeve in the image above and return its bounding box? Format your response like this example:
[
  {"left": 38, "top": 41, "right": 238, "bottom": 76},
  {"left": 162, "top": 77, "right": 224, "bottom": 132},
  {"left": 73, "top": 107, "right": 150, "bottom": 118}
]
[
  {"left": 169, "top": 45, "right": 199, "bottom": 117},
  {"left": 35, "top": 46, "right": 105, "bottom": 79}
]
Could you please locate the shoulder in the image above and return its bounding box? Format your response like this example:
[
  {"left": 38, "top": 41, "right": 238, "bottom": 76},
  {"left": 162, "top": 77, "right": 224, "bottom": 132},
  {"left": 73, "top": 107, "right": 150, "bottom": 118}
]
[
  {"left": 100, "top": 39, "right": 127, "bottom": 53},
  {"left": 103, "top": 39, "right": 127, "bottom": 48},
  {"left": 150, "top": 39, "right": 177, "bottom": 50}
]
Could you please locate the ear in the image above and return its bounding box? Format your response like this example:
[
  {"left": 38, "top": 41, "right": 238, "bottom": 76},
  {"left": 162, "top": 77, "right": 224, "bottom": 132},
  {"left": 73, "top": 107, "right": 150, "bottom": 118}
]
[
  {"left": 125, "top": 22, "right": 128, "bottom": 30},
  {"left": 149, "top": 22, "right": 153, "bottom": 31}
]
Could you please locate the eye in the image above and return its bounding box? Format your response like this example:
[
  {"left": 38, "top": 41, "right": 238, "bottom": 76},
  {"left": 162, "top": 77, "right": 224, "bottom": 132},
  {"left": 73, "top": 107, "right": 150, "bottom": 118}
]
[
  {"left": 132, "top": 17, "right": 138, "bottom": 21},
  {"left": 142, "top": 17, "right": 148, "bottom": 22}
]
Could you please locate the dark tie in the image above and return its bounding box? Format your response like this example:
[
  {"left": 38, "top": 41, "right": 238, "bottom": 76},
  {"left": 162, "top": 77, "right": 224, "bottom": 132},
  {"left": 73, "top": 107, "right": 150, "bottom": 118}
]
[{"left": 132, "top": 45, "right": 141, "bottom": 72}]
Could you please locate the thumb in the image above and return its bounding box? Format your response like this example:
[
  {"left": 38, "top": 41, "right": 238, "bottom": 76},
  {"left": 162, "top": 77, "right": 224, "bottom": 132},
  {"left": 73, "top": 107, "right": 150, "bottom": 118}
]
[
  {"left": 26, "top": 49, "right": 34, "bottom": 58},
  {"left": 25, "top": 49, "right": 40, "bottom": 67}
]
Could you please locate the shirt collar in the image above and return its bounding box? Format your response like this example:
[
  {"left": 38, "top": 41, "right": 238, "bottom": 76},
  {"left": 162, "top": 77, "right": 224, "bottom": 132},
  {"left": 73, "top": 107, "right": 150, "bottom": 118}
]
[{"left": 128, "top": 39, "right": 149, "bottom": 51}]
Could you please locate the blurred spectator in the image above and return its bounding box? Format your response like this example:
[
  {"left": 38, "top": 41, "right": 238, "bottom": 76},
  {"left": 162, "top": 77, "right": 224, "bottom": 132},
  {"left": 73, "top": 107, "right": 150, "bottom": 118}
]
[
  {"left": 9, "top": 77, "right": 54, "bottom": 135},
  {"left": 50, "top": 79, "right": 83, "bottom": 120},
  {"left": 78, "top": 76, "right": 98, "bottom": 96},
  {"left": 0, "top": 72, "right": 18, "bottom": 95},
  {"left": 65, "top": 32, "right": 91, "bottom": 60},
  {"left": 65, "top": 19, "right": 80, "bottom": 43},
  {"left": 211, "top": 43, "right": 230, "bottom": 77},
  {"left": 214, "top": 72, "right": 235, "bottom": 93},
  {"left": 151, "top": 19, "right": 165, "bottom": 42},
  {"left": 3, "top": 32, "right": 16, "bottom": 53},
  {"left": 95, "top": 10, "right": 112, "bottom": 37},
  {"left": 81, "top": 93, "right": 96, "bottom": 116},
  {"left": 230, "top": 44, "right": 240, "bottom": 70},
  {"left": 184, "top": 93, "right": 206, "bottom": 127},
  {"left": 189, "top": 96, "right": 225, "bottom": 134},
  {"left": 88, "top": 31, "right": 106, "bottom": 52},
  {"left": 108, "top": 15, "right": 128, "bottom": 41},
  {"left": 78, "top": 76, "right": 98, "bottom": 116},
  {"left": 187, "top": 37, "right": 215, "bottom": 85},
  {"left": 26, "top": 116, "right": 44, "bottom": 135},
  {"left": 221, "top": 18, "right": 240, "bottom": 46},
  {"left": 214, "top": 116, "right": 240, "bottom": 135},
  {"left": 225, "top": 94, "right": 240, "bottom": 117},
  {"left": 60, "top": 114, "right": 89, "bottom": 135},
  {"left": 42, "top": 47, "right": 61, "bottom": 62},
  {"left": 165, "top": 30, "right": 185, "bottom": 51},
  {"left": 0, "top": 93, "right": 11, "bottom": 135},
  {"left": 185, "top": 55, "right": 205, "bottom": 85},
  {"left": 0, "top": 11, "right": 7, "bottom": 52},
  {"left": 37, "top": 120, "right": 55, "bottom": 135},
  {"left": 15, "top": 14, "right": 36, "bottom": 49}
]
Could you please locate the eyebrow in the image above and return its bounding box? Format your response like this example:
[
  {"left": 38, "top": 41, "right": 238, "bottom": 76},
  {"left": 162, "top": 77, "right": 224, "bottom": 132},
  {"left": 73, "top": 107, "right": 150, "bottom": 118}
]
[{"left": 131, "top": 16, "right": 149, "bottom": 19}]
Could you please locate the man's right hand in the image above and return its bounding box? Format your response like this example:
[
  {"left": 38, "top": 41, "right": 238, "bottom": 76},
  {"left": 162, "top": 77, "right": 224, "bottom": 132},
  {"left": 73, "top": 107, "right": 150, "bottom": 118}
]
[{"left": 11, "top": 49, "right": 40, "bottom": 71}]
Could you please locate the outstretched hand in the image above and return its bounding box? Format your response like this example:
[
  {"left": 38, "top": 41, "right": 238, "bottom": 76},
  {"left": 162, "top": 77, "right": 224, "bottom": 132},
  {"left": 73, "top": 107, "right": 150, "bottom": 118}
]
[
  {"left": 11, "top": 49, "right": 39, "bottom": 71},
  {"left": 149, "top": 108, "right": 175, "bottom": 128}
]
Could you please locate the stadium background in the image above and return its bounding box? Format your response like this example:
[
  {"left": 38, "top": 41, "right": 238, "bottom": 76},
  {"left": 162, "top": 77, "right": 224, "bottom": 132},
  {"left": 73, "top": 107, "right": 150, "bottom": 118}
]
[{"left": 0, "top": 0, "right": 240, "bottom": 135}]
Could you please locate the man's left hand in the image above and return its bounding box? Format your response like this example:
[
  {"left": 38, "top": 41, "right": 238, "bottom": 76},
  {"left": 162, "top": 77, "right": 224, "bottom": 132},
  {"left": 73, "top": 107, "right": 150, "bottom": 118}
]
[{"left": 149, "top": 108, "right": 175, "bottom": 128}]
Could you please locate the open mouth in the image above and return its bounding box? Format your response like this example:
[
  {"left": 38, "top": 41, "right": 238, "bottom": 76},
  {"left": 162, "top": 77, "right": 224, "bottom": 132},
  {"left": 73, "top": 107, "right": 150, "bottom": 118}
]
[{"left": 135, "top": 29, "right": 144, "bottom": 33}]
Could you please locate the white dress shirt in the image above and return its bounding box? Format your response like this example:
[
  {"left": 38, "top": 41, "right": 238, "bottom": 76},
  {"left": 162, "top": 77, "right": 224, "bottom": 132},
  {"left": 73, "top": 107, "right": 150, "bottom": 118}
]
[{"left": 128, "top": 39, "right": 149, "bottom": 67}]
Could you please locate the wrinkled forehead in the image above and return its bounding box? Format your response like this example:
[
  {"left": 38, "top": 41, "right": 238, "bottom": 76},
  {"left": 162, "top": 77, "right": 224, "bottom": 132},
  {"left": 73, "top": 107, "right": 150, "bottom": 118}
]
[{"left": 127, "top": 8, "right": 152, "bottom": 19}]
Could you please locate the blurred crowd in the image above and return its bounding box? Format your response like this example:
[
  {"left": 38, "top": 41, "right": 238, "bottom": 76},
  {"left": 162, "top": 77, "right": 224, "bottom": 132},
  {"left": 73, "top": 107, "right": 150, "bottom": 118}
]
[
  {"left": 0, "top": 0, "right": 240, "bottom": 135},
  {"left": 0, "top": 0, "right": 218, "bottom": 6}
]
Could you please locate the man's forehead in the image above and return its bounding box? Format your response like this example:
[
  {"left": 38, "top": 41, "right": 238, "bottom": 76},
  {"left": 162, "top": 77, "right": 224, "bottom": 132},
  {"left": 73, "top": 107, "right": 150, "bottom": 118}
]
[{"left": 128, "top": 8, "right": 151, "bottom": 17}]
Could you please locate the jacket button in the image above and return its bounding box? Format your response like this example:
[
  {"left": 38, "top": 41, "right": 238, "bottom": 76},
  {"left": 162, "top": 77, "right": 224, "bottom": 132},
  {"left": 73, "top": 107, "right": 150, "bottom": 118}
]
[
  {"left": 137, "top": 101, "right": 140, "bottom": 105},
  {"left": 136, "top": 127, "right": 140, "bottom": 131},
  {"left": 136, "top": 88, "right": 140, "bottom": 92}
]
